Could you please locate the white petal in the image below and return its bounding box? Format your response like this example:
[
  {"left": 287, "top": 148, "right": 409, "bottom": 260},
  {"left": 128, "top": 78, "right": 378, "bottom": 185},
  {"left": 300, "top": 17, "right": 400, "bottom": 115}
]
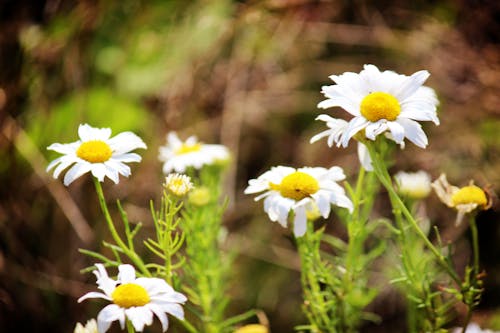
[
  {"left": 397, "top": 118, "right": 428, "bottom": 148},
  {"left": 107, "top": 132, "right": 147, "bottom": 154},
  {"left": 331, "top": 192, "right": 354, "bottom": 213},
  {"left": 77, "top": 291, "right": 111, "bottom": 303},
  {"left": 293, "top": 207, "right": 307, "bottom": 237},
  {"left": 64, "top": 162, "right": 92, "bottom": 186},
  {"left": 79, "top": 124, "right": 112, "bottom": 141},
  {"left": 125, "top": 307, "right": 153, "bottom": 332},
  {"left": 341, "top": 117, "right": 369, "bottom": 147},
  {"left": 157, "top": 302, "right": 185, "bottom": 320},
  {"left": 148, "top": 303, "right": 170, "bottom": 332},
  {"left": 105, "top": 160, "right": 131, "bottom": 178},
  {"left": 89, "top": 163, "right": 108, "bottom": 183},
  {"left": 317, "top": 88, "right": 361, "bottom": 116},
  {"left": 102, "top": 163, "right": 121, "bottom": 184},
  {"left": 364, "top": 121, "right": 387, "bottom": 141},
  {"left": 97, "top": 304, "right": 125, "bottom": 333},
  {"left": 387, "top": 121, "right": 405, "bottom": 144},
  {"left": 357, "top": 142, "right": 373, "bottom": 171},
  {"left": 392, "top": 70, "right": 430, "bottom": 101},
  {"left": 244, "top": 179, "right": 270, "bottom": 195},
  {"left": 166, "top": 132, "right": 182, "bottom": 148},
  {"left": 93, "top": 264, "right": 117, "bottom": 295},
  {"left": 112, "top": 153, "right": 142, "bottom": 163},
  {"left": 47, "top": 142, "right": 79, "bottom": 154},
  {"left": 117, "top": 264, "right": 136, "bottom": 283},
  {"left": 52, "top": 157, "right": 78, "bottom": 179},
  {"left": 314, "top": 193, "right": 331, "bottom": 218}
]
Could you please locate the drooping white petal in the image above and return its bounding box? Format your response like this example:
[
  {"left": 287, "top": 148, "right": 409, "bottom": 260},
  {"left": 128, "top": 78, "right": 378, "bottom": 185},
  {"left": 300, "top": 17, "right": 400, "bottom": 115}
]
[
  {"left": 357, "top": 142, "right": 373, "bottom": 171},
  {"left": 387, "top": 121, "right": 405, "bottom": 144},
  {"left": 51, "top": 156, "right": 76, "bottom": 178},
  {"left": 364, "top": 121, "right": 388, "bottom": 141},
  {"left": 314, "top": 192, "right": 331, "bottom": 218},
  {"left": 97, "top": 304, "right": 125, "bottom": 333},
  {"left": 63, "top": 163, "right": 92, "bottom": 186},
  {"left": 292, "top": 206, "right": 307, "bottom": 237},
  {"left": 155, "top": 302, "right": 186, "bottom": 320},
  {"left": 397, "top": 118, "right": 428, "bottom": 148},
  {"left": 148, "top": 303, "right": 170, "bottom": 332},
  {"left": 89, "top": 163, "right": 108, "bottom": 183},
  {"left": 341, "top": 116, "right": 369, "bottom": 147},
  {"left": 125, "top": 306, "right": 153, "bottom": 332}
]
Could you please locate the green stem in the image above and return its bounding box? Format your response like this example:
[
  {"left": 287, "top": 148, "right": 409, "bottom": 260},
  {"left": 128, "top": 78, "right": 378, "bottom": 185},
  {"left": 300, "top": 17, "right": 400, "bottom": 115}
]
[
  {"left": 93, "top": 178, "right": 150, "bottom": 276},
  {"left": 177, "top": 317, "right": 199, "bottom": 333},
  {"left": 365, "top": 142, "right": 461, "bottom": 285},
  {"left": 462, "top": 215, "right": 481, "bottom": 333},
  {"left": 469, "top": 216, "right": 480, "bottom": 277},
  {"left": 126, "top": 319, "right": 135, "bottom": 333}
]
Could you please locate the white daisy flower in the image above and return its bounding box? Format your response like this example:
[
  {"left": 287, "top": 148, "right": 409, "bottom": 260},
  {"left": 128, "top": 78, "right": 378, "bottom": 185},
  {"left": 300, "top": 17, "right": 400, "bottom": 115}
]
[
  {"left": 159, "top": 132, "right": 230, "bottom": 174},
  {"left": 74, "top": 319, "right": 98, "bottom": 333},
  {"left": 164, "top": 173, "right": 194, "bottom": 197},
  {"left": 78, "top": 264, "right": 187, "bottom": 333},
  {"left": 451, "top": 323, "right": 500, "bottom": 333},
  {"left": 317, "top": 64, "right": 439, "bottom": 148},
  {"left": 244, "top": 166, "right": 353, "bottom": 237},
  {"left": 310, "top": 115, "right": 373, "bottom": 171},
  {"left": 46, "top": 124, "right": 147, "bottom": 186},
  {"left": 431, "top": 174, "right": 490, "bottom": 226},
  {"left": 394, "top": 170, "right": 432, "bottom": 200}
]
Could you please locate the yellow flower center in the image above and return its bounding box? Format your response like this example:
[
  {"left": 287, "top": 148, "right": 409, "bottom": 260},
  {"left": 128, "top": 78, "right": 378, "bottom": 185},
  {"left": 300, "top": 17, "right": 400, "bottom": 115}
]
[
  {"left": 111, "top": 283, "right": 150, "bottom": 308},
  {"left": 175, "top": 143, "right": 201, "bottom": 155},
  {"left": 76, "top": 140, "right": 112, "bottom": 163},
  {"left": 234, "top": 324, "right": 269, "bottom": 333},
  {"left": 360, "top": 92, "right": 401, "bottom": 122},
  {"left": 164, "top": 174, "right": 193, "bottom": 197},
  {"left": 270, "top": 171, "right": 319, "bottom": 201},
  {"left": 188, "top": 186, "right": 211, "bottom": 206},
  {"left": 451, "top": 185, "right": 488, "bottom": 207}
]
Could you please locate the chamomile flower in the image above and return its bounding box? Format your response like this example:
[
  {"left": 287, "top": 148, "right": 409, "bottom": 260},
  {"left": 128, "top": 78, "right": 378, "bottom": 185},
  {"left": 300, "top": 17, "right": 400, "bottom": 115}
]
[
  {"left": 451, "top": 323, "right": 499, "bottom": 333},
  {"left": 394, "top": 170, "right": 432, "bottom": 200},
  {"left": 46, "top": 124, "right": 146, "bottom": 186},
  {"left": 244, "top": 166, "right": 353, "bottom": 237},
  {"left": 78, "top": 264, "right": 187, "bottom": 333},
  {"left": 164, "top": 173, "right": 193, "bottom": 197},
  {"left": 234, "top": 324, "right": 269, "bottom": 333},
  {"left": 310, "top": 115, "right": 373, "bottom": 171},
  {"left": 73, "top": 319, "right": 98, "bottom": 333},
  {"left": 317, "top": 64, "right": 439, "bottom": 148},
  {"left": 159, "top": 132, "right": 230, "bottom": 174},
  {"left": 431, "top": 174, "right": 490, "bottom": 226}
]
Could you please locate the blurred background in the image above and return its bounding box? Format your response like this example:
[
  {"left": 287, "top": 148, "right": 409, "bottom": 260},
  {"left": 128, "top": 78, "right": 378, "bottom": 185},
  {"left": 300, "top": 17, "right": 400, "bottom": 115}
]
[{"left": 0, "top": 0, "right": 499, "bottom": 332}]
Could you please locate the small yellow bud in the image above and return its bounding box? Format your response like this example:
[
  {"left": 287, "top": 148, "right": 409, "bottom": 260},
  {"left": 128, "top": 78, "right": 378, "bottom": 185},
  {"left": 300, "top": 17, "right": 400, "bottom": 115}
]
[{"left": 188, "top": 186, "right": 211, "bottom": 206}]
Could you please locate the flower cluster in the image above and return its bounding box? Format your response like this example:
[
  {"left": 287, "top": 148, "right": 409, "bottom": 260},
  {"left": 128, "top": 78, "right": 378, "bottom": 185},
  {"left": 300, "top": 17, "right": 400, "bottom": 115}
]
[{"left": 45, "top": 63, "right": 495, "bottom": 333}]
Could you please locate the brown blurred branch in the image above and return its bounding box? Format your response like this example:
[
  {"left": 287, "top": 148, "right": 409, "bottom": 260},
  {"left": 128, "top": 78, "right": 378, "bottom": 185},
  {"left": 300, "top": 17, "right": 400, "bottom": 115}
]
[{"left": 2, "top": 116, "right": 94, "bottom": 244}]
